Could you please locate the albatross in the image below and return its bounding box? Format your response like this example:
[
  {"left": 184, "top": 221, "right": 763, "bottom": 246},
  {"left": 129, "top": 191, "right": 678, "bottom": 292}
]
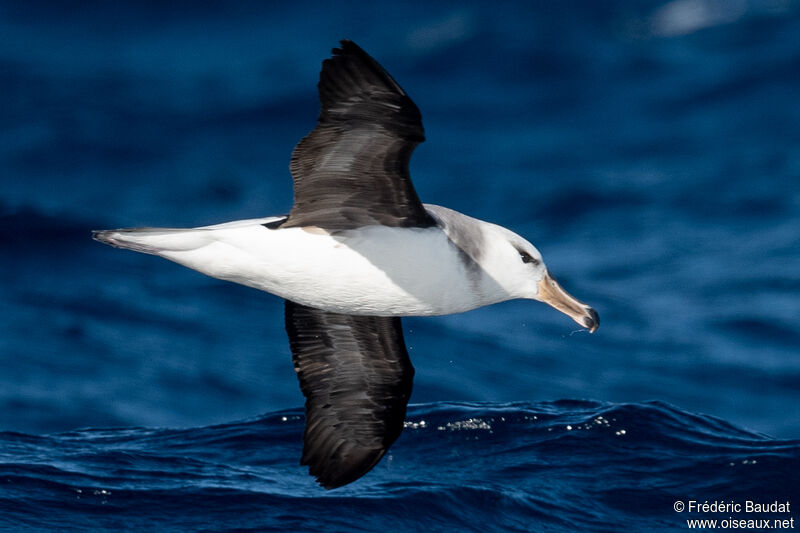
[{"left": 93, "top": 39, "right": 599, "bottom": 489}]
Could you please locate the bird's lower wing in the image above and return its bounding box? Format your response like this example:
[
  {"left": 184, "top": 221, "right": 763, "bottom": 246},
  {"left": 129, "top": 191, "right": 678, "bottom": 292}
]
[{"left": 284, "top": 300, "right": 415, "bottom": 489}]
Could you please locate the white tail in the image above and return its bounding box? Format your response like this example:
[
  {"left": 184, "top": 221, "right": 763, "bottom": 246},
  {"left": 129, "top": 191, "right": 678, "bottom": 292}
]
[
  {"left": 92, "top": 228, "right": 214, "bottom": 256},
  {"left": 92, "top": 216, "right": 284, "bottom": 256}
]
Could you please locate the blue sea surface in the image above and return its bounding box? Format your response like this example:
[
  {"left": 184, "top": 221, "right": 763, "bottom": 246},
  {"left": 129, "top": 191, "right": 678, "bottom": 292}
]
[
  {"left": 1, "top": 1, "right": 799, "bottom": 531},
  {"left": 2, "top": 402, "right": 798, "bottom": 532}
]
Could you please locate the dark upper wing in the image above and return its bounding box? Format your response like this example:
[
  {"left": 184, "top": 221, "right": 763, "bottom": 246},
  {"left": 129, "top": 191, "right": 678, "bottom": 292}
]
[
  {"left": 285, "top": 300, "right": 415, "bottom": 489},
  {"left": 281, "top": 39, "right": 435, "bottom": 230}
]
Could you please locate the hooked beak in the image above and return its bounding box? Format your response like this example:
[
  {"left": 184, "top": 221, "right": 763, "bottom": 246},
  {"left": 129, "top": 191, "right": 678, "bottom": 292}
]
[{"left": 537, "top": 270, "right": 599, "bottom": 333}]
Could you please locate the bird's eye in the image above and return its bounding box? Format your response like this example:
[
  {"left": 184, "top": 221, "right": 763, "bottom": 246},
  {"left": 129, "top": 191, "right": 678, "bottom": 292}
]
[{"left": 518, "top": 250, "right": 540, "bottom": 266}]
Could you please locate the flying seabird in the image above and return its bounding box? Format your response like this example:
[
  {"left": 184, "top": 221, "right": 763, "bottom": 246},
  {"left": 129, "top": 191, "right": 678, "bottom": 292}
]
[{"left": 93, "top": 40, "right": 599, "bottom": 489}]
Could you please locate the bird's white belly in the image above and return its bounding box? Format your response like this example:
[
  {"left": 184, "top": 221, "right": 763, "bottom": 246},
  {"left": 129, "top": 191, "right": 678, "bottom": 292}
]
[{"left": 159, "top": 224, "right": 491, "bottom": 316}]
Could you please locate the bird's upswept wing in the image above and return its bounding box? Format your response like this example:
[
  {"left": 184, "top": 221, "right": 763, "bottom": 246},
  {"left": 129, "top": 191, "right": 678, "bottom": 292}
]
[
  {"left": 281, "top": 39, "right": 435, "bottom": 230},
  {"left": 284, "top": 300, "right": 415, "bottom": 488}
]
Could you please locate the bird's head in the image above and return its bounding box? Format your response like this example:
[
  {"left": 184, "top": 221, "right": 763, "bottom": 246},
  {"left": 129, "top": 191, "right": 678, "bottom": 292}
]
[{"left": 483, "top": 225, "right": 599, "bottom": 333}]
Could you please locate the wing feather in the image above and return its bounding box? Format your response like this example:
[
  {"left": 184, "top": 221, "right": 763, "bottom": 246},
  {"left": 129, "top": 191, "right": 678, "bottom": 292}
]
[
  {"left": 285, "top": 300, "right": 415, "bottom": 488},
  {"left": 282, "top": 40, "right": 435, "bottom": 230}
]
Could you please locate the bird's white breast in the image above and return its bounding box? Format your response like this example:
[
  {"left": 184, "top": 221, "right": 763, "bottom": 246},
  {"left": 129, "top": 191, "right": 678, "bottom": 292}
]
[{"left": 158, "top": 222, "right": 504, "bottom": 316}]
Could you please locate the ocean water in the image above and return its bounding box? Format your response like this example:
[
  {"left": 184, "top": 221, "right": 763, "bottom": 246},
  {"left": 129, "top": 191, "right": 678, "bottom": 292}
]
[
  {"left": 2, "top": 402, "right": 798, "bottom": 532},
  {"left": 2, "top": 1, "right": 799, "bottom": 531}
]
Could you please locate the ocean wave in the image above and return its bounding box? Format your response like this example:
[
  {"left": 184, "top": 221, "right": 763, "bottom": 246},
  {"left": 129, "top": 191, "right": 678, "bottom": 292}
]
[{"left": 1, "top": 401, "right": 797, "bottom": 532}]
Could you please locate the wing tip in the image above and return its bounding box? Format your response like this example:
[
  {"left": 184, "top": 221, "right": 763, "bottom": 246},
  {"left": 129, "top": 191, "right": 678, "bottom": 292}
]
[
  {"left": 333, "top": 38, "right": 363, "bottom": 57},
  {"left": 323, "top": 38, "right": 409, "bottom": 100},
  {"left": 302, "top": 447, "right": 387, "bottom": 490}
]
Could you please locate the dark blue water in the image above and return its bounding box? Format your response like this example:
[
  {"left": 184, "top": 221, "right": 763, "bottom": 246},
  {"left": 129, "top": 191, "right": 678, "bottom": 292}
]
[
  {"left": 2, "top": 1, "right": 799, "bottom": 530},
  {"left": 2, "top": 402, "right": 798, "bottom": 532}
]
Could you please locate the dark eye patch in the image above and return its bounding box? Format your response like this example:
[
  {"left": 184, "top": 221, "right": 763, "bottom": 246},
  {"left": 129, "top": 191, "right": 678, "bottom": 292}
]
[{"left": 517, "top": 249, "right": 540, "bottom": 266}]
